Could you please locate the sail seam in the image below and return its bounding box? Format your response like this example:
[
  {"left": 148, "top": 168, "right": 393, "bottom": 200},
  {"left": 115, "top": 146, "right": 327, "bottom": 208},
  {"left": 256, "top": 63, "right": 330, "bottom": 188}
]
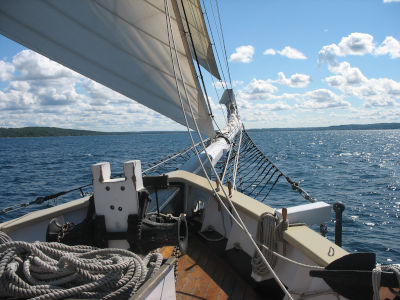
[
  {"left": 42, "top": 0, "right": 198, "bottom": 90},
  {"left": 95, "top": 0, "right": 188, "bottom": 59},
  {"left": 0, "top": 7, "right": 200, "bottom": 118}
]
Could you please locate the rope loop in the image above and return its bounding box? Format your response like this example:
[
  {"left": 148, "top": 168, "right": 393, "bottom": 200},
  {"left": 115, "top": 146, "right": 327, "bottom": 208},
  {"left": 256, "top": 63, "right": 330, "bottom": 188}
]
[
  {"left": 0, "top": 232, "right": 163, "bottom": 299},
  {"left": 251, "top": 211, "right": 290, "bottom": 276}
]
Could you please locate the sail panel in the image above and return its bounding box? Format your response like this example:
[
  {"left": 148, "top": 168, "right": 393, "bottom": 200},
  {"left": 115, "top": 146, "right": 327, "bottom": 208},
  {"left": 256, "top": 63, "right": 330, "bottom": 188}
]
[
  {"left": 0, "top": 0, "right": 215, "bottom": 136},
  {"left": 177, "top": 0, "right": 221, "bottom": 80}
]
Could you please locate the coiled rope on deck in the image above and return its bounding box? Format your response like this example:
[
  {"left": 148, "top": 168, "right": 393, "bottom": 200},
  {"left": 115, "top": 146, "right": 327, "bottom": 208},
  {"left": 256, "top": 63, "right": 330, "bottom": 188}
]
[
  {"left": 0, "top": 237, "right": 162, "bottom": 299},
  {"left": 372, "top": 264, "right": 400, "bottom": 300}
]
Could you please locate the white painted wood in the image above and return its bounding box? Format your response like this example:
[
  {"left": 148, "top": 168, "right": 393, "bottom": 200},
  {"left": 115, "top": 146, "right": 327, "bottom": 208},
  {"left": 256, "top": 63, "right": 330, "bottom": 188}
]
[
  {"left": 276, "top": 202, "right": 331, "bottom": 226},
  {"left": 225, "top": 212, "right": 258, "bottom": 254},
  {"left": 91, "top": 160, "right": 143, "bottom": 249},
  {"left": 200, "top": 194, "right": 232, "bottom": 237}
]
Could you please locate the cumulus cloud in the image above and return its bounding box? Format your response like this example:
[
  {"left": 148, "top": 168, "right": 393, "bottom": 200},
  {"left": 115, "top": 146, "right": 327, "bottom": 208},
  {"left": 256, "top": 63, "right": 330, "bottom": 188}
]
[
  {"left": 296, "top": 89, "right": 351, "bottom": 110},
  {"left": 12, "top": 50, "right": 80, "bottom": 80},
  {"left": 254, "top": 102, "right": 292, "bottom": 111},
  {"left": 278, "top": 46, "right": 307, "bottom": 59},
  {"left": 383, "top": 0, "right": 400, "bottom": 2},
  {"left": 263, "top": 46, "right": 306, "bottom": 59},
  {"left": 327, "top": 62, "right": 367, "bottom": 86},
  {"left": 275, "top": 72, "right": 311, "bottom": 88},
  {"left": 0, "top": 61, "right": 15, "bottom": 81},
  {"left": 338, "top": 33, "right": 375, "bottom": 56},
  {"left": 0, "top": 50, "right": 88, "bottom": 108},
  {"left": 318, "top": 33, "right": 400, "bottom": 66},
  {"left": 375, "top": 36, "right": 400, "bottom": 58},
  {"left": 0, "top": 49, "right": 170, "bottom": 131},
  {"left": 263, "top": 49, "right": 276, "bottom": 55},
  {"left": 229, "top": 45, "right": 255, "bottom": 63},
  {"left": 236, "top": 79, "right": 278, "bottom": 101},
  {"left": 324, "top": 61, "right": 400, "bottom": 108}
]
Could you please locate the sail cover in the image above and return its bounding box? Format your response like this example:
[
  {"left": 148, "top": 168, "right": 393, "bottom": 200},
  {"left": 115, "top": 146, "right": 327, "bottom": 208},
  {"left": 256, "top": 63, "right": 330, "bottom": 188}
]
[{"left": 0, "top": 0, "right": 217, "bottom": 136}]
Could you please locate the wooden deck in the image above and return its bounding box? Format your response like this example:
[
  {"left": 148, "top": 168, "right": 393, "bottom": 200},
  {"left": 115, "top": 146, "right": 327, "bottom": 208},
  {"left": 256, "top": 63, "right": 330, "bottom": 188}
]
[{"left": 161, "top": 235, "right": 260, "bottom": 300}]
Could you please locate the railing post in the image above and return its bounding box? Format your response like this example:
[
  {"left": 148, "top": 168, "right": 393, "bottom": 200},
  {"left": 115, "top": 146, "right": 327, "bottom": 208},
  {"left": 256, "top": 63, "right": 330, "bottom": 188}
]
[{"left": 333, "top": 201, "right": 345, "bottom": 247}]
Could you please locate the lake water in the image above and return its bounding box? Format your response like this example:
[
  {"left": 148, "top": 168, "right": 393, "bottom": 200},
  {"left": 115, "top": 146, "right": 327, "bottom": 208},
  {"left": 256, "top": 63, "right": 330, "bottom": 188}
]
[{"left": 0, "top": 129, "right": 399, "bottom": 264}]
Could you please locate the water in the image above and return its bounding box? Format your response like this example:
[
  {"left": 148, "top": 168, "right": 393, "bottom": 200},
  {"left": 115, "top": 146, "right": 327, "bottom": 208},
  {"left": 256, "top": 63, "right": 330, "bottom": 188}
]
[{"left": 0, "top": 130, "right": 399, "bottom": 264}]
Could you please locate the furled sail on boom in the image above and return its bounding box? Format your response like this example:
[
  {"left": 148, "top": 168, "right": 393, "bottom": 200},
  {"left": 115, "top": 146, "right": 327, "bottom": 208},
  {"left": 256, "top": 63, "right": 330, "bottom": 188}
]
[{"left": 0, "top": 0, "right": 219, "bottom": 137}]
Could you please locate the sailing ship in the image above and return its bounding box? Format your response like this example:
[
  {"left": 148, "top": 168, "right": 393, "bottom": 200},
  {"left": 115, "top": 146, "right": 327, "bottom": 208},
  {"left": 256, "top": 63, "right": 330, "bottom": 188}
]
[{"left": 0, "top": 1, "right": 399, "bottom": 299}]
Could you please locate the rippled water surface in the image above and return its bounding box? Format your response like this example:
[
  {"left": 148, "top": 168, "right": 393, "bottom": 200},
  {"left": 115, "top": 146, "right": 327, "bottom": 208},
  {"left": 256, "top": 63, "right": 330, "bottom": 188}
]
[{"left": 0, "top": 130, "right": 399, "bottom": 263}]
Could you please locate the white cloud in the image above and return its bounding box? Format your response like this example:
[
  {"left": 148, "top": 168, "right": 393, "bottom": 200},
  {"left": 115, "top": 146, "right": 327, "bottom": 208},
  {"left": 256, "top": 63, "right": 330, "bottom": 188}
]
[
  {"left": 212, "top": 80, "right": 244, "bottom": 89},
  {"left": 319, "top": 33, "right": 400, "bottom": 66},
  {"left": 276, "top": 72, "right": 311, "bottom": 88},
  {"left": 278, "top": 46, "right": 307, "bottom": 59},
  {"left": 229, "top": 45, "right": 255, "bottom": 63},
  {"left": 296, "top": 89, "right": 351, "bottom": 110},
  {"left": 263, "top": 49, "right": 276, "bottom": 55},
  {"left": 12, "top": 50, "right": 80, "bottom": 80},
  {"left": 325, "top": 61, "right": 400, "bottom": 108},
  {"left": 254, "top": 102, "right": 292, "bottom": 111},
  {"left": 236, "top": 79, "right": 278, "bottom": 101},
  {"left": 0, "top": 61, "right": 14, "bottom": 81},
  {"left": 338, "top": 33, "right": 375, "bottom": 56},
  {"left": 0, "top": 49, "right": 172, "bottom": 131},
  {"left": 318, "top": 43, "right": 342, "bottom": 66},
  {"left": 328, "top": 62, "right": 367, "bottom": 85},
  {"left": 383, "top": 0, "right": 400, "bottom": 2},
  {"left": 375, "top": 36, "right": 400, "bottom": 58},
  {"left": 325, "top": 62, "right": 400, "bottom": 107},
  {"left": 264, "top": 46, "right": 306, "bottom": 59}
]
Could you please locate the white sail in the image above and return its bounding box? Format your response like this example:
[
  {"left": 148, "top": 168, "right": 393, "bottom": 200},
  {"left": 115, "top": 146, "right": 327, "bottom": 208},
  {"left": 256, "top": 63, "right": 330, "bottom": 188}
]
[
  {"left": 0, "top": 0, "right": 216, "bottom": 137},
  {"left": 176, "top": 0, "right": 221, "bottom": 80}
]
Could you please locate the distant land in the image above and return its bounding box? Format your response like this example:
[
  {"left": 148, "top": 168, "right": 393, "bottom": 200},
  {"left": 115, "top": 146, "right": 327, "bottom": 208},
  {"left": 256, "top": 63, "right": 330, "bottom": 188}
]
[
  {"left": 1, "top": 123, "right": 400, "bottom": 137},
  {"left": 0, "top": 127, "right": 183, "bottom": 138},
  {"left": 248, "top": 122, "right": 400, "bottom": 132}
]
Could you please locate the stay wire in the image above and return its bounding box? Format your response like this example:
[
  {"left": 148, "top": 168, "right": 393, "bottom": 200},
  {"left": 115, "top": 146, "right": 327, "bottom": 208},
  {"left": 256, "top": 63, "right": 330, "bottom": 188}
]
[
  {"left": 214, "top": 0, "right": 232, "bottom": 87},
  {"left": 186, "top": 0, "right": 227, "bottom": 130},
  {"left": 179, "top": 0, "right": 222, "bottom": 133},
  {"left": 165, "top": 2, "right": 293, "bottom": 298},
  {"left": 201, "top": 0, "right": 228, "bottom": 88}
]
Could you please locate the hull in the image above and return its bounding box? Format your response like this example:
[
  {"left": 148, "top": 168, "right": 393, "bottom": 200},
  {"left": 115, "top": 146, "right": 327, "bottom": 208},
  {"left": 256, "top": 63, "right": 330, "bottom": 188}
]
[{"left": 0, "top": 170, "right": 348, "bottom": 299}]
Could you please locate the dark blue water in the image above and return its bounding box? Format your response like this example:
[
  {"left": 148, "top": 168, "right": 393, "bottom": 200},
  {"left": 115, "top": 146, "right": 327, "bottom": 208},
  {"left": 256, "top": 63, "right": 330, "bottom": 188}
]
[{"left": 0, "top": 130, "right": 399, "bottom": 264}]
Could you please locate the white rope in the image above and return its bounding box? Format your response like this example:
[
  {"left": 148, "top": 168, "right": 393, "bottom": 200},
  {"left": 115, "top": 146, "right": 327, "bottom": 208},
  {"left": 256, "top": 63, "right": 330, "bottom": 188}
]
[
  {"left": 0, "top": 241, "right": 162, "bottom": 299},
  {"left": 252, "top": 212, "right": 278, "bottom": 276},
  {"left": 165, "top": 2, "right": 294, "bottom": 298},
  {"left": 373, "top": 264, "right": 400, "bottom": 300},
  {"left": 372, "top": 265, "right": 382, "bottom": 300},
  {"left": 259, "top": 244, "right": 324, "bottom": 270}
]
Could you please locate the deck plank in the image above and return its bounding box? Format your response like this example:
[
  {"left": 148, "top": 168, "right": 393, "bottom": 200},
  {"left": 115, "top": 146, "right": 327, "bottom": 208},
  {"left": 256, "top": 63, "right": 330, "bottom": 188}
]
[{"left": 174, "top": 234, "right": 260, "bottom": 300}]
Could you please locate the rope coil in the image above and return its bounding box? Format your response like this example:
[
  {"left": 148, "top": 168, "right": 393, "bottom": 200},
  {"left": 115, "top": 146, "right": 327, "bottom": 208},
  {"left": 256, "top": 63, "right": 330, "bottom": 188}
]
[
  {"left": 252, "top": 212, "right": 289, "bottom": 276},
  {"left": 0, "top": 239, "right": 163, "bottom": 299}
]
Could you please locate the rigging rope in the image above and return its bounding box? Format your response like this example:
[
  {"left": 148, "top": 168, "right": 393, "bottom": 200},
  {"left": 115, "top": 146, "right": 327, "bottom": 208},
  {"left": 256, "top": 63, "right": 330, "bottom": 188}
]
[
  {"left": 0, "top": 238, "right": 162, "bottom": 299},
  {"left": 215, "top": 129, "right": 317, "bottom": 204},
  {"left": 0, "top": 184, "right": 91, "bottom": 215},
  {"left": 165, "top": 2, "right": 294, "bottom": 297}
]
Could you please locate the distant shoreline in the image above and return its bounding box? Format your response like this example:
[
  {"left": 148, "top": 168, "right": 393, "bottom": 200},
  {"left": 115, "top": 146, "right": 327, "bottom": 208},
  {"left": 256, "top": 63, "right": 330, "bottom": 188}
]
[
  {"left": 248, "top": 122, "right": 400, "bottom": 132},
  {"left": 1, "top": 123, "right": 400, "bottom": 137}
]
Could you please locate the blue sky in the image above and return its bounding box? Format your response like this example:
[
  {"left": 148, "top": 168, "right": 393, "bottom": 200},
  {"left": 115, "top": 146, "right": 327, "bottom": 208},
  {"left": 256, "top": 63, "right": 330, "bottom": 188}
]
[{"left": 1, "top": 0, "right": 400, "bottom": 131}]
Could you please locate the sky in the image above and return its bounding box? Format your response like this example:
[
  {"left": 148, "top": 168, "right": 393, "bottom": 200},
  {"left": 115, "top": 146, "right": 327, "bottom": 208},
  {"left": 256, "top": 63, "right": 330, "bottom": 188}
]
[{"left": 0, "top": 0, "right": 400, "bottom": 131}]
